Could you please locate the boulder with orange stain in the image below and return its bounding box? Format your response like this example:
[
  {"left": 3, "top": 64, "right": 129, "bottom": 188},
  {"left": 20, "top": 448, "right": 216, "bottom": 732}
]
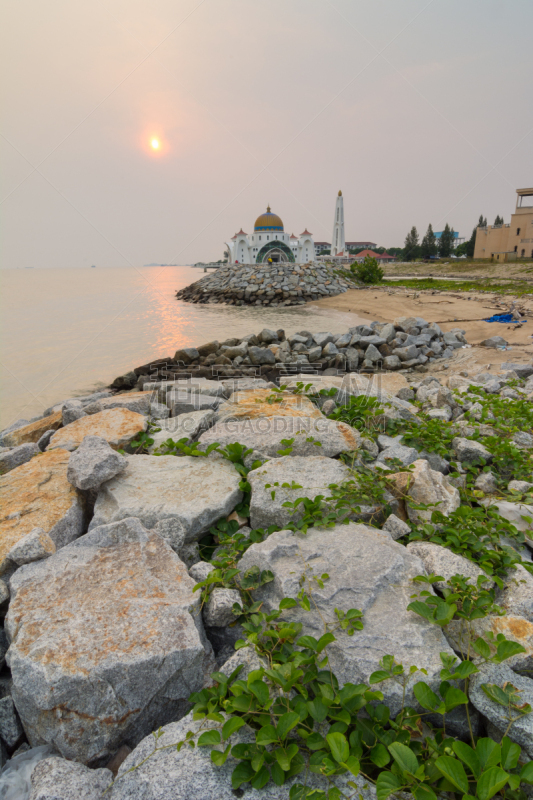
[
  {"left": 0, "top": 449, "right": 84, "bottom": 574},
  {"left": 5, "top": 517, "right": 215, "bottom": 765},
  {"left": 387, "top": 459, "right": 460, "bottom": 523},
  {"left": 1, "top": 411, "right": 63, "bottom": 448},
  {"left": 216, "top": 388, "right": 323, "bottom": 423},
  {"left": 47, "top": 409, "right": 147, "bottom": 452}
]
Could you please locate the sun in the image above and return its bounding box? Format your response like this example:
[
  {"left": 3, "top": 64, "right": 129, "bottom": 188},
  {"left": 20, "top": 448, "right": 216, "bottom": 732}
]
[{"left": 150, "top": 138, "right": 160, "bottom": 150}]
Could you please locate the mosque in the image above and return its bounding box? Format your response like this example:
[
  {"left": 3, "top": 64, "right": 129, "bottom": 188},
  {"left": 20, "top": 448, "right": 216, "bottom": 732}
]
[{"left": 225, "top": 206, "right": 315, "bottom": 265}]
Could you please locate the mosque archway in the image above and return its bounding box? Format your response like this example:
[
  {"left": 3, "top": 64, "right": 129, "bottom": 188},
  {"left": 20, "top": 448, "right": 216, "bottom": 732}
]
[{"left": 256, "top": 240, "right": 295, "bottom": 264}]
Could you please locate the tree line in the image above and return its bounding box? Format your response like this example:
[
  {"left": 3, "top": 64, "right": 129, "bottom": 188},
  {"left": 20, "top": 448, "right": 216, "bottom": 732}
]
[{"left": 402, "top": 214, "right": 503, "bottom": 261}]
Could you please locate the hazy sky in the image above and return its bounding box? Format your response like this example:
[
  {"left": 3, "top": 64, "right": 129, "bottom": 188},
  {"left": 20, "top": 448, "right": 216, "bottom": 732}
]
[{"left": 2, "top": 0, "right": 532, "bottom": 267}]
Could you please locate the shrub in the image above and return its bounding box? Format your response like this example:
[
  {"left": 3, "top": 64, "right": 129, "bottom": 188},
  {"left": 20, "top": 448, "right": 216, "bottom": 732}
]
[{"left": 350, "top": 256, "right": 384, "bottom": 284}]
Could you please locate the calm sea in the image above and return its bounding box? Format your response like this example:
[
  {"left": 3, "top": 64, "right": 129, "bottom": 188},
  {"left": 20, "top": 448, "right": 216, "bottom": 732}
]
[{"left": 0, "top": 266, "right": 370, "bottom": 430}]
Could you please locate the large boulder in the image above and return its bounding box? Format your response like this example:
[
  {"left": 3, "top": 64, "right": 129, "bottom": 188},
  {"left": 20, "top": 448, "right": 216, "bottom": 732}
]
[
  {"left": 0, "top": 449, "right": 84, "bottom": 574},
  {"left": 107, "top": 709, "right": 376, "bottom": 800},
  {"left": 147, "top": 410, "right": 216, "bottom": 453},
  {"left": 216, "top": 389, "right": 322, "bottom": 424},
  {"left": 0, "top": 412, "right": 63, "bottom": 448},
  {"left": 406, "top": 542, "right": 491, "bottom": 591},
  {"left": 197, "top": 416, "right": 360, "bottom": 460},
  {"left": 0, "top": 442, "right": 39, "bottom": 475},
  {"left": 237, "top": 523, "right": 457, "bottom": 715},
  {"left": 66, "top": 436, "right": 127, "bottom": 490},
  {"left": 248, "top": 456, "right": 350, "bottom": 529},
  {"left": 6, "top": 518, "right": 215, "bottom": 765},
  {"left": 29, "top": 756, "right": 113, "bottom": 800},
  {"left": 89, "top": 455, "right": 242, "bottom": 545},
  {"left": 86, "top": 391, "right": 153, "bottom": 416},
  {"left": 387, "top": 459, "right": 460, "bottom": 523},
  {"left": 47, "top": 409, "right": 147, "bottom": 452}
]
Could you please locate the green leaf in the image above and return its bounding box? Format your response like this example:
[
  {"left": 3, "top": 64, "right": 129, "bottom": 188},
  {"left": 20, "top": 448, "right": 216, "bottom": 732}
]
[
  {"left": 249, "top": 680, "right": 269, "bottom": 706},
  {"left": 343, "top": 755, "right": 360, "bottom": 776},
  {"left": 444, "top": 686, "right": 468, "bottom": 712},
  {"left": 298, "top": 635, "right": 319, "bottom": 651},
  {"left": 306, "top": 732, "right": 326, "bottom": 751},
  {"left": 326, "top": 732, "right": 349, "bottom": 764},
  {"left": 256, "top": 724, "right": 279, "bottom": 746},
  {"left": 231, "top": 761, "right": 255, "bottom": 790},
  {"left": 209, "top": 671, "right": 228, "bottom": 684},
  {"left": 370, "top": 743, "right": 390, "bottom": 768},
  {"left": 476, "top": 739, "right": 501, "bottom": 769},
  {"left": 413, "top": 785, "right": 438, "bottom": 800},
  {"left": 452, "top": 740, "right": 481, "bottom": 778},
  {"left": 275, "top": 745, "right": 298, "bottom": 772},
  {"left": 198, "top": 730, "right": 221, "bottom": 746},
  {"left": 434, "top": 755, "right": 469, "bottom": 793},
  {"left": 413, "top": 681, "right": 440, "bottom": 711},
  {"left": 279, "top": 598, "right": 297, "bottom": 610},
  {"left": 251, "top": 766, "right": 270, "bottom": 790},
  {"left": 520, "top": 761, "right": 533, "bottom": 783},
  {"left": 501, "top": 736, "right": 521, "bottom": 770},
  {"left": 277, "top": 712, "right": 300, "bottom": 740},
  {"left": 210, "top": 744, "right": 230, "bottom": 766},
  {"left": 473, "top": 637, "right": 492, "bottom": 659},
  {"left": 369, "top": 670, "right": 391, "bottom": 685},
  {"left": 307, "top": 698, "right": 328, "bottom": 722},
  {"left": 495, "top": 640, "right": 527, "bottom": 663},
  {"left": 476, "top": 766, "right": 510, "bottom": 800},
  {"left": 222, "top": 716, "right": 245, "bottom": 740},
  {"left": 407, "top": 600, "right": 436, "bottom": 624},
  {"left": 388, "top": 742, "right": 419, "bottom": 776},
  {"left": 376, "top": 771, "right": 403, "bottom": 800},
  {"left": 316, "top": 633, "right": 336, "bottom": 652}
]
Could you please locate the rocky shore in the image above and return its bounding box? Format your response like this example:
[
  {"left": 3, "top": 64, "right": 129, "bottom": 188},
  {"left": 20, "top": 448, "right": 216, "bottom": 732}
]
[
  {"left": 176, "top": 261, "right": 358, "bottom": 306},
  {"left": 2, "top": 316, "right": 533, "bottom": 799}
]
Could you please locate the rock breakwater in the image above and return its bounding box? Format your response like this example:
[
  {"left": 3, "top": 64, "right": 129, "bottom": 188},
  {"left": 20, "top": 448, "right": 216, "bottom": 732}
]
[
  {"left": 4, "top": 317, "right": 533, "bottom": 799},
  {"left": 176, "top": 261, "right": 358, "bottom": 306}
]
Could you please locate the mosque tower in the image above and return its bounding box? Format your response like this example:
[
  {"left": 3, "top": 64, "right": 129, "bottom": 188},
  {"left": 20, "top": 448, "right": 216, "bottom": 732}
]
[{"left": 331, "top": 190, "right": 345, "bottom": 256}]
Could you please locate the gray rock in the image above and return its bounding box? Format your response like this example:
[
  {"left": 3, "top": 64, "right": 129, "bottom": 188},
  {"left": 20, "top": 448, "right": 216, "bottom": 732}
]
[
  {"left": 188, "top": 561, "right": 215, "bottom": 583},
  {"left": 396, "top": 387, "right": 415, "bottom": 401},
  {"left": 170, "top": 394, "right": 221, "bottom": 416},
  {"left": 360, "top": 437, "right": 379, "bottom": 459},
  {"left": 0, "top": 580, "right": 9, "bottom": 605},
  {"left": 382, "top": 513, "right": 410, "bottom": 540},
  {"left": 377, "top": 444, "right": 419, "bottom": 467},
  {"left": 7, "top": 528, "right": 56, "bottom": 566},
  {"left": 0, "top": 696, "right": 24, "bottom": 749},
  {"left": 334, "top": 332, "right": 352, "bottom": 348},
  {"left": 259, "top": 328, "right": 278, "bottom": 343},
  {"left": 6, "top": 518, "right": 214, "bottom": 764},
  {"left": 377, "top": 434, "right": 404, "bottom": 451},
  {"left": 427, "top": 407, "right": 452, "bottom": 421},
  {"left": 501, "top": 362, "right": 533, "bottom": 379},
  {"left": 312, "top": 331, "right": 335, "bottom": 347},
  {"left": 474, "top": 471, "right": 498, "bottom": 493},
  {"left": 29, "top": 756, "right": 113, "bottom": 799},
  {"left": 481, "top": 336, "right": 508, "bottom": 348},
  {"left": 221, "top": 343, "right": 248, "bottom": 359},
  {"left": 248, "top": 456, "right": 350, "bottom": 529},
  {"left": 307, "top": 345, "right": 323, "bottom": 362},
  {"left": 442, "top": 332, "right": 462, "bottom": 348},
  {"left": 149, "top": 402, "right": 169, "bottom": 420},
  {"left": 147, "top": 410, "right": 216, "bottom": 453},
  {"left": 419, "top": 450, "right": 450, "bottom": 475},
  {"left": 469, "top": 663, "right": 533, "bottom": 758},
  {"left": 406, "top": 542, "right": 490, "bottom": 591},
  {"left": 62, "top": 407, "right": 87, "bottom": 426},
  {"left": 513, "top": 431, "right": 533, "bottom": 449},
  {"left": 89, "top": 455, "right": 242, "bottom": 545},
  {"left": 0, "top": 443, "right": 39, "bottom": 475},
  {"left": 496, "top": 564, "right": 533, "bottom": 622},
  {"left": 393, "top": 345, "right": 419, "bottom": 361},
  {"left": 179, "top": 542, "right": 201, "bottom": 569},
  {"left": 383, "top": 355, "right": 402, "bottom": 370},
  {"left": 484, "top": 379, "right": 502, "bottom": 394},
  {"left": 197, "top": 416, "right": 361, "bottom": 460},
  {"left": 0, "top": 419, "right": 30, "bottom": 445},
  {"left": 203, "top": 588, "right": 241, "bottom": 627},
  {"left": 237, "top": 524, "right": 457, "bottom": 716},
  {"left": 322, "top": 341, "right": 339, "bottom": 357},
  {"left": 36, "top": 431, "right": 56, "bottom": 452},
  {"left": 247, "top": 346, "right": 276, "bottom": 366},
  {"left": 108, "top": 708, "right": 376, "bottom": 800},
  {"left": 66, "top": 436, "right": 127, "bottom": 491},
  {"left": 365, "top": 343, "right": 382, "bottom": 362},
  {"left": 453, "top": 437, "right": 492, "bottom": 464},
  {"left": 173, "top": 347, "right": 199, "bottom": 363},
  {"left": 389, "top": 459, "right": 460, "bottom": 524},
  {"left": 508, "top": 480, "right": 533, "bottom": 493}
]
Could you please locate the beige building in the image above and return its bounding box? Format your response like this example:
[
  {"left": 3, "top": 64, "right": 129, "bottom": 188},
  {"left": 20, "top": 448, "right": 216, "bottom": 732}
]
[{"left": 474, "top": 188, "right": 533, "bottom": 261}]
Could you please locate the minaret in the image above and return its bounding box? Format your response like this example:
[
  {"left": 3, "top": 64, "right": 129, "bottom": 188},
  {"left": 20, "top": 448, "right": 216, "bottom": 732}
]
[{"left": 331, "top": 190, "right": 345, "bottom": 256}]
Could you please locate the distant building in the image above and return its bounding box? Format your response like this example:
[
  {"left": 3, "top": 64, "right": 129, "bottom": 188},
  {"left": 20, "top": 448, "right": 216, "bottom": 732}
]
[
  {"left": 331, "top": 191, "right": 346, "bottom": 256},
  {"left": 434, "top": 231, "right": 465, "bottom": 248},
  {"left": 474, "top": 188, "right": 533, "bottom": 261},
  {"left": 225, "top": 206, "right": 314, "bottom": 264},
  {"left": 352, "top": 249, "right": 397, "bottom": 263},
  {"left": 346, "top": 241, "right": 377, "bottom": 251},
  {"left": 314, "top": 241, "right": 331, "bottom": 256}
]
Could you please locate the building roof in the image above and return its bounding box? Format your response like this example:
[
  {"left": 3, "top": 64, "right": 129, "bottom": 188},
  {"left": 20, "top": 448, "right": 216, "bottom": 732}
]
[
  {"left": 346, "top": 241, "right": 377, "bottom": 247},
  {"left": 233, "top": 229, "right": 247, "bottom": 238},
  {"left": 300, "top": 229, "right": 313, "bottom": 236},
  {"left": 254, "top": 206, "right": 284, "bottom": 231},
  {"left": 355, "top": 249, "right": 395, "bottom": 260},
  {"left": 290, "top": 233, "right": 298, "bottom": 239}
]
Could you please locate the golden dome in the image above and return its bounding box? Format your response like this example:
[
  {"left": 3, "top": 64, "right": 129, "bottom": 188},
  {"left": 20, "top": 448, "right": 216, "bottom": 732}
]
[
  {"left": 338, "top": 190, "right": 342, "bottom": 196},
  {"left": 254, "top": 205, "right": 284, "bottom": 231}
]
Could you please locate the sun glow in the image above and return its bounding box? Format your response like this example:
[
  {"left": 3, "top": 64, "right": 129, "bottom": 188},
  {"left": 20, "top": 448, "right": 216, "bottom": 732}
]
[{"left": 151, "top": 138, "right": 160, "bottom": 150}]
